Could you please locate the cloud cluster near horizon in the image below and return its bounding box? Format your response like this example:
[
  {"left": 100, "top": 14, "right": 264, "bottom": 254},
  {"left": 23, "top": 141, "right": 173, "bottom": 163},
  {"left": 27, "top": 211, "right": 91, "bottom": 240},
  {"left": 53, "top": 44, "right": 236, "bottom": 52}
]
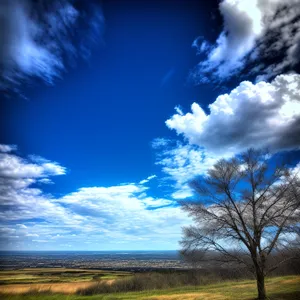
[
  {"left": 0, "top": 0, "right": 104, "bottom": 94},
  {"left": 0, "top": 145, "right": 188, "bottom": 250},
  {"left": 191, "top": 0, "right": 300, "bottom": 82}
]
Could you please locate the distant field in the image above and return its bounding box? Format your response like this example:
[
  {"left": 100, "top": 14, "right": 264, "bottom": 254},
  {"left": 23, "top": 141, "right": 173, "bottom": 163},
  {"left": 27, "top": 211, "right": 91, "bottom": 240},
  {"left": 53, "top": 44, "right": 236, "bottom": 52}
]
[
  {"left": 0, "top": 268, "right": 131, "bottom": 294},
  {"left": 1, "top": 275, "right": 300, "bottom": 299}
]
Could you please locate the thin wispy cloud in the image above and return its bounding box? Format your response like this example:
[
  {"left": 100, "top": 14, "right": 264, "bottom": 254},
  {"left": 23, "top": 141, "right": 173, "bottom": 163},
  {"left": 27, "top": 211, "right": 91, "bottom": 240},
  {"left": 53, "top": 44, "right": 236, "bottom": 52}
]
[
  {"left": 139, "top": 174, "right": 157, "bottom": 184},
  {"left": 161, "top": 68, "right": 175, "bottom": 87},
  {"left": 153, "top": 140, "right": 219, "bottom": 199},
  {"left": 0, "top": 144, "right": 17, "bottom": 153},
  {"left": 0, "top": 0, "right": 104, "bottom": 94}
]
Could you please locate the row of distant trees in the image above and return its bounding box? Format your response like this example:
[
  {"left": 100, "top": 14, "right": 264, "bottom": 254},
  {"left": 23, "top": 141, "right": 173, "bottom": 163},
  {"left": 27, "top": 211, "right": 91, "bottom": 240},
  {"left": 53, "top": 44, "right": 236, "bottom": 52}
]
[{"left": 180, "top": 149, "right": 300, "bottom": 300}]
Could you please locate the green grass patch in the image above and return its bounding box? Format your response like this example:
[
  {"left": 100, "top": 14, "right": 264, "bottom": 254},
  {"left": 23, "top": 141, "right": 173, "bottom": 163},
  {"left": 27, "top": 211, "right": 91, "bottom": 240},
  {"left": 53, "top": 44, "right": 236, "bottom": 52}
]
[{"left": 1, "top": 275, "right": 299, "bottom": 300}]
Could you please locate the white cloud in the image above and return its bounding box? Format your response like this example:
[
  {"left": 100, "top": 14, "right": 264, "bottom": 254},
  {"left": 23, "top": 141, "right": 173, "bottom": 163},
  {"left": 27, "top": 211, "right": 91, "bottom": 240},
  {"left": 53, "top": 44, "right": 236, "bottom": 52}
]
[
  {"left": 0, "top": 0, "right": 104, "bottom": 93},
  {"left": 152, "top": 138, "right": 172, "bottom": 149},
  {"left": 141, "top": 197, "right": 174, "bottom": 207},
  {"left": 0, "top": 145, "right": 190, "bottom": 250},
  {"left": 208, "top": 0, "right": 262, "bottom": 76},
  {"left": 171, "top": 185, "right": 194, "bottom": 200},
  {"left": 153, "top": 74, "right": 300, "bottom": 196},
  {"left": 253, "top": 1, "right": 300, "bottom": 80},
  {"left": 0, "top": 144, "right": 17, "bottom": 153},
  {"left": 155, "top": 143, "right": 218, "bottom": 185},
  {"left": 38, "top": 178, "right": 54, "bottom": 185},
  {"left": 26, "top": 233, "right": 39, "bottom": 237},
  {"left": 192, "top": 0, "right": 300, "bottom": 81},
  {"left": 166, "top": 74, "right": 300, "bottom": 155},
  {"left": 139, "top": 174, "right": 157, "bottom": 184},
  {"left": 18, "top": 224, "right": 27, "bottom": 229},
  {"left": 0, "top": 149, "right": 70, "bottom": 226},
  {"left": 154, "top": 141, "right": 220, "bottom": 199},
  {"left": 290, "top": 162, "right": 300, "bottom": 178},
  {"left": 56, "top": 182, "right": 177, "bottom": 219},
  {"left": 0, "top": 152, "right": 66, "bottom": 179}
]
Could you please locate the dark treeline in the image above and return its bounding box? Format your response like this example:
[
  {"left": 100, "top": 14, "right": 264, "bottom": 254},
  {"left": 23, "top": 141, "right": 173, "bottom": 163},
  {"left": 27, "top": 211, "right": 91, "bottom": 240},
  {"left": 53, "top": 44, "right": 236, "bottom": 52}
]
[
  {"left": 181, "top": 249, "right": 300, "bottom": 276},
  {"left": 77, "top": 252, "right": 300, "bottom": 295}
]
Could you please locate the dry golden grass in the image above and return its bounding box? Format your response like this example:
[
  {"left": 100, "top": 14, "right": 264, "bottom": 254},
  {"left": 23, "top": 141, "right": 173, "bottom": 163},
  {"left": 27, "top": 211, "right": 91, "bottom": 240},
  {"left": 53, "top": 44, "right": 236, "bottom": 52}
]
[
  {"left": 279, "top": 278, "right": 300, "bottom": 284},
  {"left": 0, "top": 279, "right": 116, "bottom": 294},
  {"left": 0, "top": 276, "right": 299, "bottom": 299},
  {"left": 0, "top": 282, "right": 95, "bottom": 294},
  {"left": 0, "top": 268, "right": 129, "bottom": 287},
  {"left": 149, "top": 292, "right": 227, "bottom": 300}
]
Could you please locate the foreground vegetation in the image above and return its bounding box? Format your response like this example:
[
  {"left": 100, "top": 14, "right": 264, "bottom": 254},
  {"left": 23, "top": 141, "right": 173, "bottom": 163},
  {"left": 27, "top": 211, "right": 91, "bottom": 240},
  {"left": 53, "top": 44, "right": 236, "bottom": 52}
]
[
  {"left": 1, "top": 275, "right": 300, "bottom": 299},
  {"left": 0, "top": 268, "right": 131, "bottom": 294},
  {"left": 180, "top": 149, "right": 300, "bottom": 300}
]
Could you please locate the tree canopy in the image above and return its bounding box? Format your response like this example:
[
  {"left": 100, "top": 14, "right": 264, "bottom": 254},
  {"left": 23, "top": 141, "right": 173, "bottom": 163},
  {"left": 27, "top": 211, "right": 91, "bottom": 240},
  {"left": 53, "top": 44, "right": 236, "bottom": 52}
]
[{"left": 181, "top": 149, "right": 300, "bottom": 300}]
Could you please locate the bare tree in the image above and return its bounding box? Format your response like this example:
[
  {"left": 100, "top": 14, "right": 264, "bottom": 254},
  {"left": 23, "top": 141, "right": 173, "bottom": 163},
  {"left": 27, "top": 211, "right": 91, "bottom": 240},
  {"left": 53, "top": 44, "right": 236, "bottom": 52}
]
[{"left": 180, "top": 149, "right": 300, "bottom": 300}]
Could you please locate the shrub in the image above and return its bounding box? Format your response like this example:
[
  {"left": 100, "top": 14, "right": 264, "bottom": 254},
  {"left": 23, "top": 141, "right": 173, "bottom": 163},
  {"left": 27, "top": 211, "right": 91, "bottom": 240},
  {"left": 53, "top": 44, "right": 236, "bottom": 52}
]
[{"left": 77, "top": 268, "right": 249, "bottom": 295}]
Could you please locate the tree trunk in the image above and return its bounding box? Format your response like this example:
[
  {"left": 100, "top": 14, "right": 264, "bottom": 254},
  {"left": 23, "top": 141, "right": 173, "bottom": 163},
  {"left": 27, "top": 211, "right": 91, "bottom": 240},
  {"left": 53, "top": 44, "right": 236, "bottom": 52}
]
[{"left": 256, "top": 270, "right": 266, "bottom": 300}]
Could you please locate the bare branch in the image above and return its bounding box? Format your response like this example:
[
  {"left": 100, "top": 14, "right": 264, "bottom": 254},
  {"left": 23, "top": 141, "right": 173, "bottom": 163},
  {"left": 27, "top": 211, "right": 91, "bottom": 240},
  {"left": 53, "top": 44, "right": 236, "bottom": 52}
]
[{"left": 180, "top": 148, "right": 300, "bottom": 300}]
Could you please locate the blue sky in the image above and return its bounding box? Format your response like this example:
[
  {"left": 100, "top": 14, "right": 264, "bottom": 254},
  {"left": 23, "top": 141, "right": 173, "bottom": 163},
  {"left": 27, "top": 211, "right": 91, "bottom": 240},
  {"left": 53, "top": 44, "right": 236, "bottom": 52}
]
[{"left": 0, "top": 0, "right": 300, "bottom": 251}]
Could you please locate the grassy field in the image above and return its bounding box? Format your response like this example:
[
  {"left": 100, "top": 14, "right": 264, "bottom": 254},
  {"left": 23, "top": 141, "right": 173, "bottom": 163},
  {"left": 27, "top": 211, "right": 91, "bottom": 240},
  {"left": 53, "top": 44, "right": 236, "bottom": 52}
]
[
  {"left": 0, "top": 268, "right": 131, "bottom": 294},
  {"left": 1, "top": 275, "right": 299, "bottom": 300},
  {"left": 0, "top": 268, "right": 131, "bottom": 284}
]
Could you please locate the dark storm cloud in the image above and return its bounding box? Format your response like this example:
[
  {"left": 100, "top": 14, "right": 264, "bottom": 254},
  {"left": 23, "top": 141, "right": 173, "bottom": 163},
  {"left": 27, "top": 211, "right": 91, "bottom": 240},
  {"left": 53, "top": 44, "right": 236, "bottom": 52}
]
[{"left": 191, "top": 0, "right": 300, "bottom": 83}]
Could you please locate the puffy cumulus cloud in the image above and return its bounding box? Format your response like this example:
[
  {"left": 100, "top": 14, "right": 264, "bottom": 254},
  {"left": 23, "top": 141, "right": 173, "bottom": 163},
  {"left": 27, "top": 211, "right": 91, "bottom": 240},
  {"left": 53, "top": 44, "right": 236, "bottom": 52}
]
[
  {"left": 153, "top": 74, "right": 300, "bottom": 197},
  {"left": 0, "top": 0, "right": 104, "bottom": 94},
  {"left": 166, "top": 74, "right": 300, "bottom": 155},
  {"left": 192, "top": 0, "right": 300, "bottom": 82},
  {"left": 0, "top": 144, "right": 189, "bottom": 250}
]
